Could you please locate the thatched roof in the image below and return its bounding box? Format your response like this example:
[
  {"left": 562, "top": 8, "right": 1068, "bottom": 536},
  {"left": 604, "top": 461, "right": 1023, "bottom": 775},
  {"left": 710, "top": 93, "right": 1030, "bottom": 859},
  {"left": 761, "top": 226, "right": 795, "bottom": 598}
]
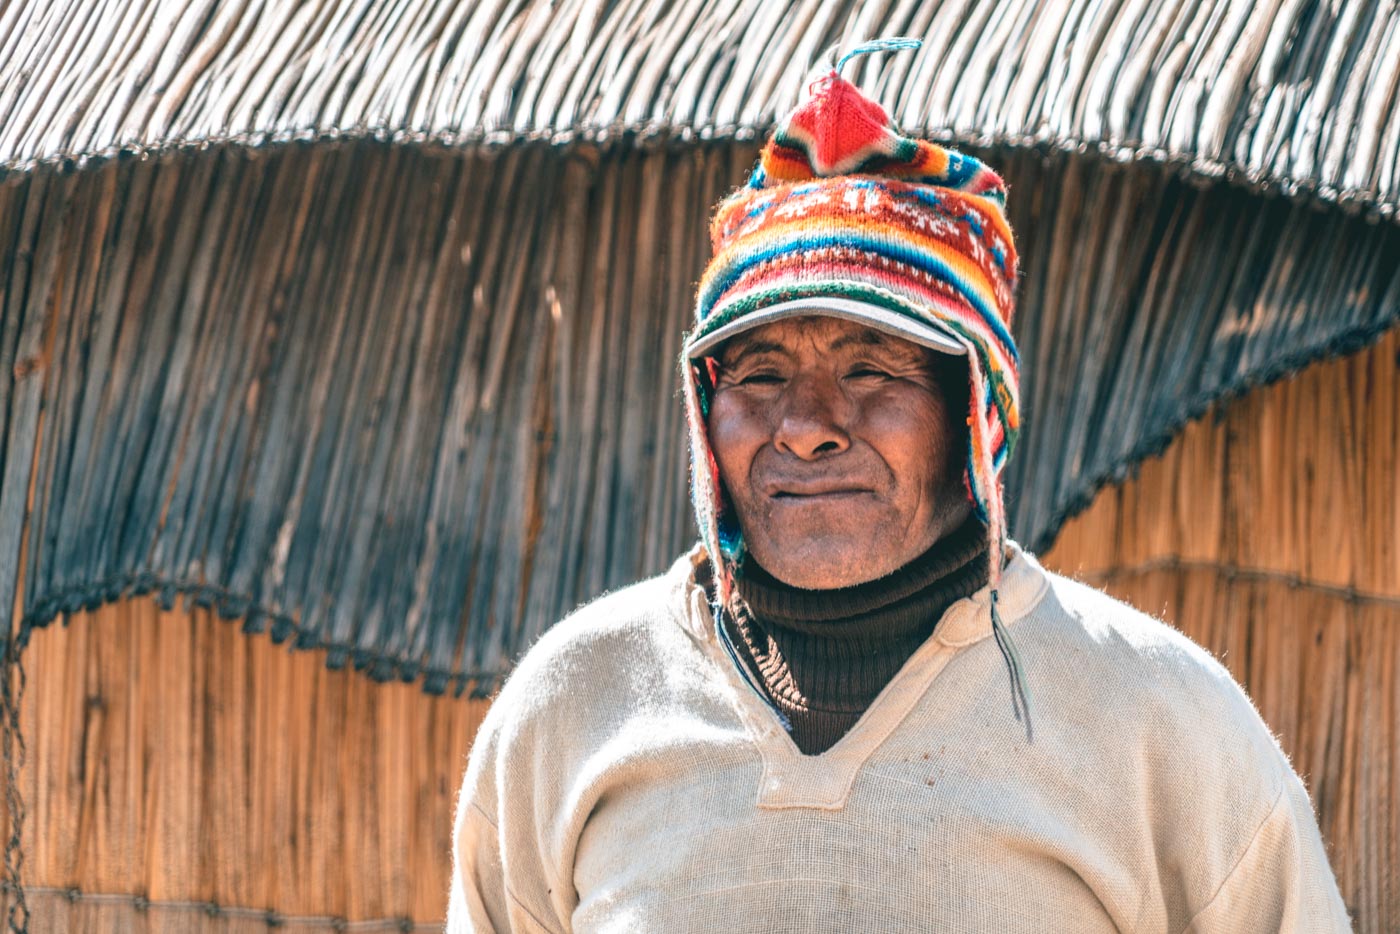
[
  {"left": 4, "top": 0, "right": 1400, "bottom": 214},
  {"left": 1, "top": 1, "right": 1397, "bottom": 694}
]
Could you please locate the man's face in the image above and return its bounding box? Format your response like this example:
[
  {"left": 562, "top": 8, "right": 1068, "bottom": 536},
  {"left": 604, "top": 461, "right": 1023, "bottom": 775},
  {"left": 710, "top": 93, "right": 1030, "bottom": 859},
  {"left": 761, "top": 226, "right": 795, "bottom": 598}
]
[{"left": 706, "top": 315, "right": 971, "bottom": 590}]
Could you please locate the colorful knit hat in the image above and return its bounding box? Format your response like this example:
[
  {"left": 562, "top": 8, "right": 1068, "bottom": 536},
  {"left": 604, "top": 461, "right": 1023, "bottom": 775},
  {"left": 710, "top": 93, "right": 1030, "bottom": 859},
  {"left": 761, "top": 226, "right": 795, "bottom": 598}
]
[{"left": 680, "top": 40, "right": 1032, "bottom": 735}]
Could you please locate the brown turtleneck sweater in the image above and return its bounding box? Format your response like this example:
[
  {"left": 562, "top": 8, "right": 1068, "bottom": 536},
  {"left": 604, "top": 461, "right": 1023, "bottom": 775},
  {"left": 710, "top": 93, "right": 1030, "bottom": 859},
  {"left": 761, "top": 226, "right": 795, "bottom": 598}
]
[{"left": 725, "top": 518, "right": 989, "bottom": 755}]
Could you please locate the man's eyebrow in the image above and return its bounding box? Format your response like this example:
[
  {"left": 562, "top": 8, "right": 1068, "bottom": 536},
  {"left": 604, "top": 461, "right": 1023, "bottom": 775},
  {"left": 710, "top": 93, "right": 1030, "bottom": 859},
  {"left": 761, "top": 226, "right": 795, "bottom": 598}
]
[
  {"left": 828, "top": 329, "right": 890, "bottom": 353},
  {"left": 721, "top": 339, "right": 788, "bottom": 363}
]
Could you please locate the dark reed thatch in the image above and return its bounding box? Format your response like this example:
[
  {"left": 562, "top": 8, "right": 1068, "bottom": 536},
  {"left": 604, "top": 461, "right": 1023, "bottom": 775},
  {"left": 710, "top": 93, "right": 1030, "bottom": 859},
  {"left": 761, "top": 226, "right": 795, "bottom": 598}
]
[
  {"left": 3, "top": 0, "right": 1400, "bottom": 219},
  {"left": 0, "top": 140, "right": 1397, "bottom": 695},
  {"left": 4, "top": 329, "right": 1395, "bottom": 932}
]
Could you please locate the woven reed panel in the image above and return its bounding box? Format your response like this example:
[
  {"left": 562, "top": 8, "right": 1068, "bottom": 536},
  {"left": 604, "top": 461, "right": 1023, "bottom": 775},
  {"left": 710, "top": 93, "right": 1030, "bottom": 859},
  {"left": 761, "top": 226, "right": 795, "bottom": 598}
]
[
  {"left": 3, "top": 598, "right": 489, "bottom": 930},
  {"left": 1046, "top": 326, "right": 1400, "bottom": 933},
  {"left": 3, "top": 331, "right": 1395, "bottom": 931}
]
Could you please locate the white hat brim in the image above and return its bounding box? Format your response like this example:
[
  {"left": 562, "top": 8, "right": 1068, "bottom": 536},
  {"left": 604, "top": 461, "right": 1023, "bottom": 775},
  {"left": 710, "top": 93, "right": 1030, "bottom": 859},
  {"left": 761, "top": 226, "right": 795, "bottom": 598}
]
[{"left": 684, "top": 297, "right": 967, "bottom": 359}]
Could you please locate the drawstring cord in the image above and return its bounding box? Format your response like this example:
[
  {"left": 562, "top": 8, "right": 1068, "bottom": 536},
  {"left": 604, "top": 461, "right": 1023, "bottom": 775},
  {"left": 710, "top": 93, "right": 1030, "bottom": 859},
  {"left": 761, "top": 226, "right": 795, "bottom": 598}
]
[{"left": 991, "top": 589, "right": 1034, "bottom": 743}]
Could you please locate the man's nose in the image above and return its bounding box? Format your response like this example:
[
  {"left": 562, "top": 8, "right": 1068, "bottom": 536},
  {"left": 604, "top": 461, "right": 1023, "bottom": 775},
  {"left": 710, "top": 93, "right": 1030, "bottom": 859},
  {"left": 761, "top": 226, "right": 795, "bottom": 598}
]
[{"left": 772, "top": 375, "right": 851, "bottom": 459}]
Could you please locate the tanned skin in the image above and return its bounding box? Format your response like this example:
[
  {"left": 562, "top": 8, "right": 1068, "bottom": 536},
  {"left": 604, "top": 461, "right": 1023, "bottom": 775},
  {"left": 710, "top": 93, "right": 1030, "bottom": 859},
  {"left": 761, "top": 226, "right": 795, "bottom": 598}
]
[{"left": 707, "top": 316, "right": 971, "bottom": 590}]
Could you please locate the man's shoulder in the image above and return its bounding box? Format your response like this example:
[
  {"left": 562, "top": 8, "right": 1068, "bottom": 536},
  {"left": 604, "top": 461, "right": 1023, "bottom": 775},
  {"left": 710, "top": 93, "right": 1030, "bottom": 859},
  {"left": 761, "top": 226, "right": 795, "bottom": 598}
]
[
  {"left": 1027, "top": 563, "right": 1291, "bottom": 780},
  {"left": 1033, "top": 566, "right": 1236, "bottom": 689},
  {"left": 484, "top": 551, "right": 702, "bottom": 723}
]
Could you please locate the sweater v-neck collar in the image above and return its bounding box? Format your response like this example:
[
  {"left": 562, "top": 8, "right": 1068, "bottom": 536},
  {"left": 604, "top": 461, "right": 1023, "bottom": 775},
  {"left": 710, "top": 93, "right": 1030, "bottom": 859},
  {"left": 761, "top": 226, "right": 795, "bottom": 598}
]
[{"left": 678, "top": 542, "right": 1049, "bottom": 811}]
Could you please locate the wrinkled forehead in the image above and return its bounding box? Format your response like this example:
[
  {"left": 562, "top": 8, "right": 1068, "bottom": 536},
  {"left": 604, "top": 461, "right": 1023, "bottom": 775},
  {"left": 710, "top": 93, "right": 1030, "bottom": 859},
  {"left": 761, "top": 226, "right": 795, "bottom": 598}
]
[{"left": 714, "top": 315, "right": 927, "bottom": 365}]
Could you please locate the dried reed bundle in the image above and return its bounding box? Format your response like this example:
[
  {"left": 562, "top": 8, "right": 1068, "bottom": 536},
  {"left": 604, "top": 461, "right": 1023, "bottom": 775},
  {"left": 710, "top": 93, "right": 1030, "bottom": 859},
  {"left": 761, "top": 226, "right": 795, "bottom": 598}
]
[
  {"left": 4, "top": 597, "right": 487, "bottom": 927},
  {"left": 2, "top": 0, "right": 1400, "bottom": 219}
]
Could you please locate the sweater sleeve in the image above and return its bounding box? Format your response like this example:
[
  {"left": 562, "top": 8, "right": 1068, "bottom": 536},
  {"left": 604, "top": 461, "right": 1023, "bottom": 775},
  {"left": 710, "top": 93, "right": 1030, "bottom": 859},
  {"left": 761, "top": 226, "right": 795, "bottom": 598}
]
[
  {"left": 1180, "top": 771, "right": 1351, "bottom": 934},
  {"left": 447, "top": 798, "right": 511, "bottom": 933},
  {"left": 446, "top": 709, "right": 567, "bottom": 934}
]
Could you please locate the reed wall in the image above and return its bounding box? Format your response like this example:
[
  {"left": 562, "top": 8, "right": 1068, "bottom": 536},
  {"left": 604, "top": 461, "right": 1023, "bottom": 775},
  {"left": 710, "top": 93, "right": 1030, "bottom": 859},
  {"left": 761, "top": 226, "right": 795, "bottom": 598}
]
[{"left": 5, "top": 599, "right": 488, "bottom": 931}]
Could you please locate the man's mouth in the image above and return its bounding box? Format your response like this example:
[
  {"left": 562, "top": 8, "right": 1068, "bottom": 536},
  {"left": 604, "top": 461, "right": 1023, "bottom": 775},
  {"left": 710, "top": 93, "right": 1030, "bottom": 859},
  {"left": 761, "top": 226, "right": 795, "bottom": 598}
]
[{"left": 768, "top": 485, "right": 873, "bottom": 499}]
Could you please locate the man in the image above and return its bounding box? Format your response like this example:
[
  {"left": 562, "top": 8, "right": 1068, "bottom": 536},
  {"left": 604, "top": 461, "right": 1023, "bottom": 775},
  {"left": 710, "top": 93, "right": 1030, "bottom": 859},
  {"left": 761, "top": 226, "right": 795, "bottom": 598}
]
[{"left": 448, "top": 48, "right": 1350, "bottom": 932}]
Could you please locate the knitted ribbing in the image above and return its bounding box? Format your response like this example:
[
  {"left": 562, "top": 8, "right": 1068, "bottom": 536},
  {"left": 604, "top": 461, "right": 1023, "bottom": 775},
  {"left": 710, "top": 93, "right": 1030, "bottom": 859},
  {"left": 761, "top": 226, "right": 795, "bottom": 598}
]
[{"left": 726, "top": 519, "right": 988, "bottom": 755}]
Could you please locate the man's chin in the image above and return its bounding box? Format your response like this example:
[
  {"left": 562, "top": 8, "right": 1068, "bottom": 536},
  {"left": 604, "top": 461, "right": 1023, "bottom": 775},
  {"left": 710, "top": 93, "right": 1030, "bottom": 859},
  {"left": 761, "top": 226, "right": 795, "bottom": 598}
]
[{"left": 745, "top": 535, "right": 899, "bottom": 590}]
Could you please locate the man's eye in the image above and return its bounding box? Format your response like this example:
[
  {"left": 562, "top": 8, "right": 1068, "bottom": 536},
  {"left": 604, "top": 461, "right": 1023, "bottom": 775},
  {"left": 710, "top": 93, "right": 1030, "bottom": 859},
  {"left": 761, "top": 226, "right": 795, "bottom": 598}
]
[
  {"left": 739, "top": 373, "right": 785, "bottom": 385},
  {"left": 847, "top": 368, "right": 890, "bottom": 380}
]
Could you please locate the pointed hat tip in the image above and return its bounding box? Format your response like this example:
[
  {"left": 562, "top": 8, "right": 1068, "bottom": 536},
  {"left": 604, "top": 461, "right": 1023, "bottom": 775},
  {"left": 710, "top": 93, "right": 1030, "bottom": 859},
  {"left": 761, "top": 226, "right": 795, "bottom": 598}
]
[{"left": 785, "top": 72, "right": 896, "bottom": 177}]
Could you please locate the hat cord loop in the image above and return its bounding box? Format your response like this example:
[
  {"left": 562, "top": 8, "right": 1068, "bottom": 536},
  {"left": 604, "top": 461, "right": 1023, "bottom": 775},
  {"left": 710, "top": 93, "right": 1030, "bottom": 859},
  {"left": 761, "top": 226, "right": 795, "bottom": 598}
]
[
  {"left": 810, "top": 37, "right": 923, "bottom": 96},
  {"left": 834, "top": 36, "right": 923, "bottom": 74}
]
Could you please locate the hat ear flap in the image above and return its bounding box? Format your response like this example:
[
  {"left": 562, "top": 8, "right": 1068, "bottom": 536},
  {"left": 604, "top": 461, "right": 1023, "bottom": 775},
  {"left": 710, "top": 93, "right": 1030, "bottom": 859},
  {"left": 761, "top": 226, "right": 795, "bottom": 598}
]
[{"left": 682, "top": 355, "right": 744, "bottom": 601}]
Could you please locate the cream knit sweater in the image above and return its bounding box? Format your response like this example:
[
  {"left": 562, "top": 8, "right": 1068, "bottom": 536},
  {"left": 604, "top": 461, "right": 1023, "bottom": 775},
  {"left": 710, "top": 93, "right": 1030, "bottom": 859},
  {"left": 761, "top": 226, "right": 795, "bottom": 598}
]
[{"left": 448, "top": 545, "right": 1351, "bottom": 933}]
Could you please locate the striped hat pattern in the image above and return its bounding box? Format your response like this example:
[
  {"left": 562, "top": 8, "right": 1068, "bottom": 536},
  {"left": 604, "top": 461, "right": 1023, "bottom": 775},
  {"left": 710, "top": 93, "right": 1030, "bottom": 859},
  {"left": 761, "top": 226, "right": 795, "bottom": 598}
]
[{"left": 682, "top": 64, "right": 1023, "bottom": 606}]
